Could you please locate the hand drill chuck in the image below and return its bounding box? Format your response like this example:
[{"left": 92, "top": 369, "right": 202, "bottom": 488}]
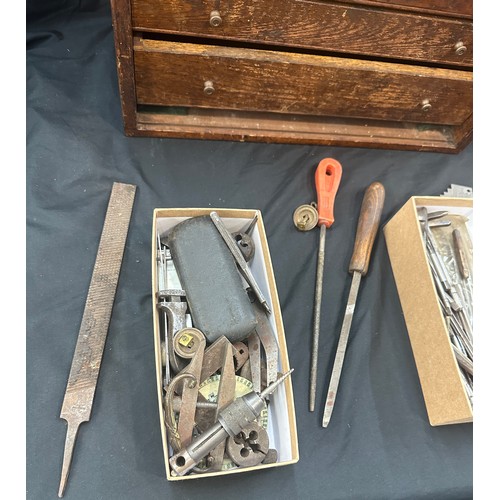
[{"left": 169, "top": 369, "right": 293, "bottom": 476}]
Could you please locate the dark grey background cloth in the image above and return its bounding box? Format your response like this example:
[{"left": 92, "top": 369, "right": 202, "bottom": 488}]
[{"left": 27, "top": 2, "right": 473, "bottom": 499}]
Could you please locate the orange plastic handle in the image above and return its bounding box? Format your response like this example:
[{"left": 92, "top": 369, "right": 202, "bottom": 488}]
[{"left": 315, "top": 158, "right": 343, "bottom": 228}]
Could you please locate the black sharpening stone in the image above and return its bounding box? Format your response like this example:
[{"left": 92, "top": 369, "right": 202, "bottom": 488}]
[{"left": 167, "top": 215, "right": 257, "bottom": 343}]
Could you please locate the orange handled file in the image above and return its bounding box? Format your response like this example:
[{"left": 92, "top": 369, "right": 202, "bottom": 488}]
[{"left": 315, "top": 158, "right": 342, "bottom": 228}]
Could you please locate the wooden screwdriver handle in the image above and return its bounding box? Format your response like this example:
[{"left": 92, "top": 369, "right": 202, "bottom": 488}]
[{"left": 349, "top": 182, "right": 385, "bottom": 276}]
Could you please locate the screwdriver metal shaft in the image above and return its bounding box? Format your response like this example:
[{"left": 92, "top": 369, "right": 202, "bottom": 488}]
[
  {"left": 322, "top": 271, "right": 362, "bottom": 426},
  {"left": 310, "top": 224, "right": 327, "bottom": 412},
  {"left": 322, "top": 182, "right": 385, "bottom": 427},
  {"left": 309, "top": 159, "right": 342, "bottom": 412}
]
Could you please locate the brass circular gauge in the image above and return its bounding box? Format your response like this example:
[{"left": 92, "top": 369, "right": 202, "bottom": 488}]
[
  {"left": 173, "top": 328, "right": 205, "bottom": 359},
  {"left": 293, "top": 204, "right": 319, "bottom": 231}
]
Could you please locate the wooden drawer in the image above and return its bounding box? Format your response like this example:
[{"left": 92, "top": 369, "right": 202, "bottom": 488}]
[
  {"left": 134, "top": 39, "right": 472, "bottom": 126},
  {"left": 111, "top": 0, "right": 473, "bottom": 152},
  {"left": 339, "top": 0, "right": 472, "bottom": 18},
  {"left": 131, "top": 0, "right": 472, "bottom": 67}
]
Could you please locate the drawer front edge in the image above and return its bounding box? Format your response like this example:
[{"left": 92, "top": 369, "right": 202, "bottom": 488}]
[
  {"left": 131, "top": 0, "right": 472, "bottom": 67},
  {"left": 134, "top": 40, "right": 473, "bottom": 126}
]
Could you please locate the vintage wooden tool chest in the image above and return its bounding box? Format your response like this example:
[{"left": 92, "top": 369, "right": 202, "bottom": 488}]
[{"left": 110, "top": 0, "right": 472, "bottom": 152}]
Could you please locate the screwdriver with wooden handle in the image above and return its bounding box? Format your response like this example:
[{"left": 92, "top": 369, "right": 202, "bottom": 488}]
[
  {"left": 309, "top": 158, "right": 343, "bottom": 412},
  {"left": 322, "top": 181, "right": 385, "bottom": 427}
]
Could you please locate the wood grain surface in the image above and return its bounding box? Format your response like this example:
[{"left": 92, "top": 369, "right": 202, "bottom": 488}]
[
  {"left": 131, "top": 0, "right": 472, "bottom": 67},
  {"left": 110, "top": 0, "right": 138, "bottom": 133},
  {"left": 349, "top": 182, "right": 386, "bottom": 276},
  {"left": 133, "top": 39, "right": 472, "bottom": 126},
  {"left": 339, "top": 0, "right": 472, "bottom": 18},
  {"left": 134, "top": 107, "right": 469, "bottom": 152}
]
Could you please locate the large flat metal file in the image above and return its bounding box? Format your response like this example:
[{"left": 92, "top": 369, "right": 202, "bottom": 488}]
[
  {"left": 168, "top": 215, "right": 257, "bottom": 343},
  {"left": 58, "top": 182, "right": 136, "bottom": 496}
]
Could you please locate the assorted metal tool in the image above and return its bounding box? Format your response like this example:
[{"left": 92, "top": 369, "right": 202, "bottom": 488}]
[
  {"left": 303, "top": 158, "right": 343, "bottom": 412},
  {"left": 174, "top": 328, "right": 207, "bottom": 447},
  {"left": 56, "top": 173, "right": 471, "bottom": 489},
  {"left": 156, "top": 212, "right": 289, "bottom": 476},
  {"left": 169, "top": 370, "right": 292, "bottom": 476},
  {"left": 210, "top": 211, "right": 272, "bottom": 315},
  {"left": 232, "top": 215, "right": 258, "bottom": 262},
  {"left": 58, "top": 182, "right": 136, "bottom": 497},
  {"left": 322, "top": 182, "right": 385, "bottom": 427},
  {"left": 417, "top": 207, "right": 473, "bottom": 404},
  {"left": 52, "top": 156, "right": 473, "bottom": 495},
  {"left": 156, "top": 242, "right": 189, "bottom": 379},
  {"left": 248, "top": 289, "right": 279, "bottom": 385},
  {"left": 225, "top": 421, "right": 273, "bottom": 467}
]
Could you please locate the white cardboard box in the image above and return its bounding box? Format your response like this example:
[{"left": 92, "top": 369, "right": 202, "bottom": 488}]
[{"left": 152, "top": 208, "right": 299, "bottom": 479}]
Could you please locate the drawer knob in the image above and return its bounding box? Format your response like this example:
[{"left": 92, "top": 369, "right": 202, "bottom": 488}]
[
  {"left": 421, "top": 99, "right": 432, "bottom": 112},
  {"left": 204, "top": 81, "right": 215, "bottom": 96},
  {"left": 454, "top": 41, "right": 467, "bottom": 56},
  {"left": 210, "top": 10, "right": 222, "bottom": 27}
]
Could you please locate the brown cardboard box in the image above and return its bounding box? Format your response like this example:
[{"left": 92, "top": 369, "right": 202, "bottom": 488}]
[
  {"left": 152, "top": 208, "right": 299, "bottom": 479},
  {"left": 384, "top": 197, "right": 473, "bottom": 426}
]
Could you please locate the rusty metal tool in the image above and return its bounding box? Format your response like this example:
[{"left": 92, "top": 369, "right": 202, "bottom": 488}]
[
  {"left": 196, "top": 373, "right": 269, "bottom": 471},
  {"left": 247, "top": 331, "right": 262, "bottom": 391},
  {"left": 197, "top": 337, "right": 239, "bottom": 383},
  {"left": 157, "top": 241, "right": 189, "bottom": 383},
  {"left": 157, "top": 299, "right": 189, "bottom": 375},
  {"left": 210, "top": 211, "right": 272, "bottom": 314},
  {"left": 156, "top": 236, "right": 172, "bottom": 385},
  {"left": 232, "top": 215, "right": 258, "bottom": 262},
  {"left": 239, "top": 358, "right": 252, "bottom": 380},
  {"left": 157, "top": 245, "right": 189, "bottom": 376},
  {"left": 205, "top": 341, "right": 236, "bottom": 471},
  {"left": 194, "top": 337, "right": 238, "bottom": 434},
  {"left": 164, "top": 372, "right": 197, "bottom": 453},
  {"left": 197, "top": 374, "right": 269, "bottom": 433},
  {"left": 322, "top": 182, "right": 385, "bottom": 427},
  {"left": 170, "top": 394, "right": 218, "bottom": 413},
  {"left": 169, "top": 369, "right": 293, "bottom": 476},
  {"left": 249, "top": 290, "right": 279, "bottom": 385},
  {"left": 309, "top": 158, "right": 343, "bottom": 412},
  {"left": 226, "top": 422, "right": 270, "bottom": 467},
  {"left": 187, "top": 336, "right": 237, "bottom": 471},
  {"left": 58, "top": 182, "right": 136, "bottom": 497},
  {"left": 174, "top": 328, "right": 206, "bottom": 447},
  {"left": 233, "top": 341, "right": 249, "bottom": 371}
]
